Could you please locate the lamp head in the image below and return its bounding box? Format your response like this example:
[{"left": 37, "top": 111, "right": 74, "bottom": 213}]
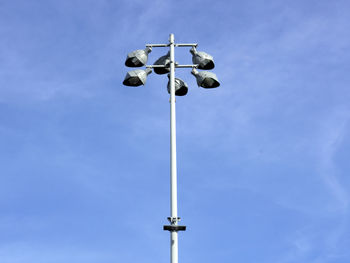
[
  {"left": 125, "top": 47, "right": 152, "bottom": 67},
  {"left": 190, "top": 47, "right": 215, "bottom": 70},
  {"left": 167, "top": 75, "right": 188, "bottom": 96},
  {"left": 191, "top": 68, "right": 220, "bottom": 88},
  {"left": 123, "top": 68, "right": 152, "bottom": 86},
  {"left": 153, "top": 52, "right": 171, "bottom": 75}
]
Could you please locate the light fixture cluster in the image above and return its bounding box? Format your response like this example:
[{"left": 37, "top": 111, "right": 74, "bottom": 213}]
[
  {"left": 123, "top": 43, "right": 220, "bottom": 95},
  {"left": 122, "top": 35, "right": 217, "bottom": 263}
]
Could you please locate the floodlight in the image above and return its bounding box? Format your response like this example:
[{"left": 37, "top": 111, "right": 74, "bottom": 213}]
[
  {"left": 153, "top": 52, "right": 171, "bottom": 74},
  {"left": 125, "top": 47, "right": 152, "bottom": 67},
  {"left": 123, "top": 68, "right": 152, "bottom": 86},
  {"left": 167, "top": 75, "right": 188, "bottom": 96},
  {"left": 122, "top": 34, "right": 219, "bottom": 263},
  {"left": 190, "top": 47, "right": 215, "bottom": 70},
  {"left": 191, "top": 68, "right": 220, "bottom": 88}
]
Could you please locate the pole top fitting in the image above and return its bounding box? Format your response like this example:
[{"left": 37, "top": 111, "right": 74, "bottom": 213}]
[
  {"left": 169, "top": 33, "right": 175, "bottom": 43},
  {"left": 167, "top": 217, "right": 181, "bottom": 224}
]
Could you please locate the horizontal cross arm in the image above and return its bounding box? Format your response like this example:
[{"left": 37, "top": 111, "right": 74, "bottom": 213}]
[
  {"left": 146, "top": 44, "right": 169, "bottom": 47},
  {"left": 175, "top": 43, "right": 198, "bottom": 47}
]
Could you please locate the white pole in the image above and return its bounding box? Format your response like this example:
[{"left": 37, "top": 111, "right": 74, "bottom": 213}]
[{"left": 169, "top": 33, "right": 178, "bottom": 263}]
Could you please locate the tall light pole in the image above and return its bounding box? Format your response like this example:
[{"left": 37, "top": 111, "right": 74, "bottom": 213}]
[{"left": 123, "top": 33, "right": 220, "bottom": 263}]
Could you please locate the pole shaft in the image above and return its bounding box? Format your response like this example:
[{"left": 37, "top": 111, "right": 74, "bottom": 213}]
[
  {"left": 171, "top": 231, "right": 178, "bottom": 263},
  {"left": 169, "top": 33, "right": 178, "bottom": 263}
]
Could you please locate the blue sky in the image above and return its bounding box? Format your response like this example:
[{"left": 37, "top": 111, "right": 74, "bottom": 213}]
[{"left": 0, "top": 0, "right": 350, "bottom": 262}]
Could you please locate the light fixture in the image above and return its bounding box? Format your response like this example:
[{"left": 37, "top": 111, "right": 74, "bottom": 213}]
[
  {"left": 191, "top": 68, "right": 220, "bottom": 88},
  {"left": 153, "top": 52, "right": 171, "bottom": 74},
  {"left": 122, "top": 34, "right": 220, "bottom": 263},
  {"left": 123, "top": 68, "right": 152, "bottom": 86},
  {"left": 167, "top": 75, "right": 188, "bottom": 96},
  {"left": 125, "top": 47, "right": 152, "bottom": 67},
  {"left": 190, "top": 47, "right": 215, "bottom": 70}
]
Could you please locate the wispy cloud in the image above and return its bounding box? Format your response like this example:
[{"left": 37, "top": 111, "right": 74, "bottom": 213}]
[{"left": 317, "top": 107, "right": 350, "bottom": 213}]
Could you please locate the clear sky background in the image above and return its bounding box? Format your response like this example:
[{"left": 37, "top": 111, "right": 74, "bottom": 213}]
[{"left": 0, "top": 0, "right": 349, "bottom": 262}]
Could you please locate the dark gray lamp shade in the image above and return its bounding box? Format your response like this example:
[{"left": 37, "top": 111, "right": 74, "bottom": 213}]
[
  {"left": 167, "top": 76, "right": 188, "bottom": 96},
  {"left": 153, "top": 52, "right": 171, "bottom": 75},
  {"left": 123, "top": 68, "right": 152, "bottom": 86},
  {"left": 125, "top": 47, "right": 152, "bottom": 67},
  {"left": 190, "top": 47, "right": 215, "bottom": 70},
  {"left": 191, "top": 68, "right": 220, "bottom": 88}
]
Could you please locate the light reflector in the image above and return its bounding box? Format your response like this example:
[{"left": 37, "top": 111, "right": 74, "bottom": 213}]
[{"left": 123, "top": 68, "right": 152, "bottom": 86}]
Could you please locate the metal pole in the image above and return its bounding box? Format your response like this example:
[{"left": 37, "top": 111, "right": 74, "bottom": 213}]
[
  {"left": 124, "top": 35, "right": 214, "bottom": 263},
  {"left": 169, "top": 33, "right": 178, "bottom": 263}
]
